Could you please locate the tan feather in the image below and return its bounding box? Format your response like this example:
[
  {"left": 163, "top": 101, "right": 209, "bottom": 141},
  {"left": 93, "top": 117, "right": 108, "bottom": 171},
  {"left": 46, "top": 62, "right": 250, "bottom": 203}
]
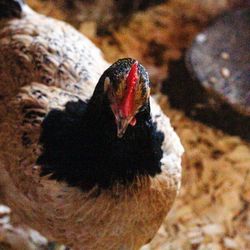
[{"left": 0, "top": 3, "right": 184, "bottom": 250}]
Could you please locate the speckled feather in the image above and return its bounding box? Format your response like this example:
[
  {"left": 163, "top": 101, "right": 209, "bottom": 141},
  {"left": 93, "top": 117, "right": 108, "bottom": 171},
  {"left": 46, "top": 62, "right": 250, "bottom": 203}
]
[{"left": 0, "top": 2, "right": 184, "bottom": 250}]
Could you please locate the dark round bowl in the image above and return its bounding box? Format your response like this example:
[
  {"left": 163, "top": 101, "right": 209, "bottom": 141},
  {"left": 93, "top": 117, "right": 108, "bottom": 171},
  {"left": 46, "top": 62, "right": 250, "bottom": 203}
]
[{"left": 186, "top": 8, "right": 250, "bottom": 116}]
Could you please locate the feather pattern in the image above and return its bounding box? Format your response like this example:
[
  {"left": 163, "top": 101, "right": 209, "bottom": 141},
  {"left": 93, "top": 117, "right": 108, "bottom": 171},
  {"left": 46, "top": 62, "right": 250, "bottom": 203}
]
[{"left": 0, "top": 2, "right": 184, "bottom": 249}]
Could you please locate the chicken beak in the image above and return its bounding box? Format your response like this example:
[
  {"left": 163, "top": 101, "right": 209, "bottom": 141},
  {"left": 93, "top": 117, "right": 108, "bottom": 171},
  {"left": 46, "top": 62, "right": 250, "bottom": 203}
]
[{"left": 116, "top": 117, "right": 130, "bottom": 138}]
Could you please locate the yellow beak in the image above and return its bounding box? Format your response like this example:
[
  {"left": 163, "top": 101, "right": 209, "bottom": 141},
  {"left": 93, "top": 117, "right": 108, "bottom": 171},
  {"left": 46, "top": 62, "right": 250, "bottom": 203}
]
[{"left": 116, "top": 117, "right": 130, "bottom": 138}]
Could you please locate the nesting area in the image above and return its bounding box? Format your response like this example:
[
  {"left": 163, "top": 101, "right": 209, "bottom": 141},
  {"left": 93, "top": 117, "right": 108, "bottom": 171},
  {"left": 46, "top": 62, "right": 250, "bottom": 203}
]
[{"left": 0, "top": 0, "right": 249, "bottom": 249}]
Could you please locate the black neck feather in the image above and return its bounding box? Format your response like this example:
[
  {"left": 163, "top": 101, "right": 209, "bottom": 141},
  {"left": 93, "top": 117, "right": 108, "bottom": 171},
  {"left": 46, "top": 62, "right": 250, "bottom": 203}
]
[{"left": 37, "top": 78, "right": 163, "bottom": 191}]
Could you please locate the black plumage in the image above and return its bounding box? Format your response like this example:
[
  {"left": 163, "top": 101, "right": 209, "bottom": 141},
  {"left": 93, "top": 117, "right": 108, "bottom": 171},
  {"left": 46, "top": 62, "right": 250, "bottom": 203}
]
[{"left": 38, "top": 61, "right": 164, "bottom": 190}]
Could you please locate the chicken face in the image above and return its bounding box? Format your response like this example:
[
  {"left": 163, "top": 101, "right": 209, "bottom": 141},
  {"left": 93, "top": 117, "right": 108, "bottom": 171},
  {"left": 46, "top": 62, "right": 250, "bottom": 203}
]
[{"left": 104, "top": 58, "right": 150, "bottom": 138}]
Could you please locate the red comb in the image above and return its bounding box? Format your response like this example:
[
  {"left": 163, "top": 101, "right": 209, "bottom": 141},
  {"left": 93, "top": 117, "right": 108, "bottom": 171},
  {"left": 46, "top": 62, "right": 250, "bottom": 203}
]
[{"left": 120, "top": 62, "right": 139, "bottom": 117}]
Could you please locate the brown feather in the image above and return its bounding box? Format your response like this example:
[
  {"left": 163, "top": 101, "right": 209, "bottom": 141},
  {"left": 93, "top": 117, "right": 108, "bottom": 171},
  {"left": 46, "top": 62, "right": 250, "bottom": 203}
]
[{"left": 0, "top": 4, "right": 184, "bottom": 249}]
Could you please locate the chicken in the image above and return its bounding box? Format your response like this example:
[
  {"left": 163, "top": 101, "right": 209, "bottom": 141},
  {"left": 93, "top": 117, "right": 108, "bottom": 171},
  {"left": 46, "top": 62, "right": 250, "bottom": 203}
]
[{"left": 0, "top": 1, "right": 184, "bottom": 249}]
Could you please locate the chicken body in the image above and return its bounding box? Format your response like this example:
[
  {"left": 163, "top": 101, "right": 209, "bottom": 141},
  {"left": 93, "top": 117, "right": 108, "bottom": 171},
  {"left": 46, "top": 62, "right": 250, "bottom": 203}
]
[{"left": 0, "top": 1, "right": 184, "bottom": 249}]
